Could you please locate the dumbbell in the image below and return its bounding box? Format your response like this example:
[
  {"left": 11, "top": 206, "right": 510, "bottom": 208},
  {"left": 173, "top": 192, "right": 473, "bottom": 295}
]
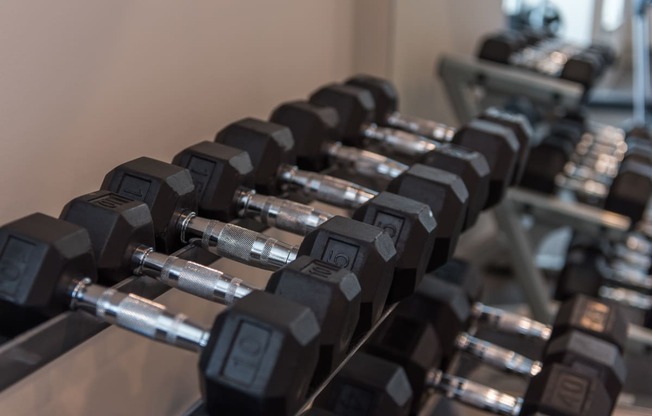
[
  {"left": 0, "top": 213, "right": 321, "bottom": 415},
  {"left": 311, "top": 353, "right": 414, "bottom": 416},
  {"left": 556, "top": 233, "right": 652, "bottom": 314},
  {"left": 477, "top": 31, "right": 610, "bottom": 88},
  {"left": 340, "top": 75, "right": 531, "bottom": 188},
  {"left": 216, "top": 117, "right": 461, "bottom": 270},
  {"left": 101, "top": 157, "right": 397, "bottom": 334},
  {"left": 388, "top": 275, "right": 627, "bottom": 404},
  {"left": 302, "top": 83, "right": 523, "bottom": 209},
  {"left": 60, "top": 190, "right": 361, "bottom": 380},
  {"left": 174, "top": 139, "right": 435, "bottom": 304},
  {"left": 364, "top": 312, "right": 622, "bottom": 415},
  {"left": 304, "top": 83, "right": 489, "bottom": 229}
]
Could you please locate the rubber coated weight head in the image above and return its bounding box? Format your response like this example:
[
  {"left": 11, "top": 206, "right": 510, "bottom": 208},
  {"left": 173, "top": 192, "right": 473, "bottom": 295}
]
[
  {"left": 543, "top": 331, "right": 626, "bottom": 403},
  {"left": 476, "top": 31, "right": 527, "bottom": 64},
  {"left": 604, "top": 159, "right": 652, "bottom": 224},
  {"left": 266, "top": 255, "right": 362, "bottom": 383},
  {"left": 521, "top": 363, "right": 613, "bottom": 416},
  {"left": 101, "top": 157, "right": 198, "bottom": 253},
  {"left": 520, "top": 135, "right": 575, "bottom": 194},
  {"left": 172, "top": 141, "right": 255, "bottom": 221},
  {"left": 297, "top": 216, "right": 397, "bottom": 337},
  {"left": 309, "top": 84, "right": 376, "bottom": 147},
  {"left": 270, "top": 100, "right": 340, "bottom": 171},
  {"left": 214, "top": 118, "right": 296, "bottom": 195},
  {"left": 396, "top": 276, "right": 470, "bottom": 367},
  {"left": 479, "top": 107, "right": 533, "bottom": 185},
  {"left": 0, "top": 213, "right": 97, "bottom": 315},
  {"left": 366, "top": 313, "right": 441, "bottom": 410},
  {"left": 419, "top": 144, "right": 490, "bottom": 229},
  {"left": 433, "top": 258, "right": 484, "bottom": 303},
  {"left": 352, "top": 192, "right": 437, "bottom": 304},
  {"left": 561, "top": 54, "right": 600, "bottom": 88},
  {"left": 452, "top": 119, "right": 520, "bottom": 208},
  {"left": 345, "top": 74, "right": 399, "bottom": 124},
  {"left": 555, "top": 242, "right": 603, "bottom": 302},
  {"left": 552, "top": 294, "right": 628, "bottom": 354},
  {"left": 314, "top": 352, "right": 413, "bottom": 416},
  {"left": 60, "top": 190, "right": 155, "bottom": 284},
  {"left": 199, "top": 290, "right": 320, "bottom": 416},
  {"left": 386, "top": 164, "right": 469, "bottom": 270}
]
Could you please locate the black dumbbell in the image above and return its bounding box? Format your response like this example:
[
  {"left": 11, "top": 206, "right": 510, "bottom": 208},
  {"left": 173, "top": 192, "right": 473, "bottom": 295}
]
[
  {"left": 306, "top": 83, "right": 491, "bottom": 229},
  {"left": 60, "top": 190, "right": 361, "bottom": 380},
  {"left": 268, "top": 103, "right": 470, "bottom": 266},
  {"left": 0, "top": 213, "right": 321, "bottom": 415},
  {"left": 215, "top": 118, "right": 462, "bottom": 274},
  {"left": 173, "top": 140, "right": 435, "bottom": 304},
  {"left": 341, "top": 76, "right": 531, "bottom": 187},
  {"left": 365, "top": 312, "right": 620, "bottom": 415},
  {"left": 101, "top": 157, "right": 397, "bottom": 334},
  {"left": 556, "top": 234, "right": 652, "bottom": 316},
  {"left": 312, "top": 353, "right": 414, "bottom": 416}
]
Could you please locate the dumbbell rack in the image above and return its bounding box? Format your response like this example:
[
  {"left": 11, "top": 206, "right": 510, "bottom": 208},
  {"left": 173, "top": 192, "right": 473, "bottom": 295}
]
[{"left": 0, "top": 195, "right": 400, "bottom": 414}]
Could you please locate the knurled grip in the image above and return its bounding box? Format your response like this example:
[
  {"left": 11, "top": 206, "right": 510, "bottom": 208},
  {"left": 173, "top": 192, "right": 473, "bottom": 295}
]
[
  {"left": 158, "top": 256, "right": 252, "bottom": 304},
  {"left": 327, "top": 142, "right": 407, "bottom": 179},
  {"left": 455, "top": 333, "right": 542, "bottom": 377},
  {"left": 428, "top": 370, "right": 522, "bottom": 416},
  {"left": 387, "top": 112, "right": 456, "bottom": 142},
  {"left": 197, "top": 219, "right": 298, "bottom": 270},
  {"left": 472, "top": 303, "right": 552, "bottom": 340},
  {"left": 364, "top": 123, "right": 438, "bottom": 156},
  {"left": 278, "top": 165, "right": 376, "bottom": 209}
]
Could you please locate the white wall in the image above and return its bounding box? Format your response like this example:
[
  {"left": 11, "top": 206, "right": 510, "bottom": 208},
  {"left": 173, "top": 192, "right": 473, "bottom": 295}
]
[{"left": 0, "top": 1, "right": 356, "bottom": 224}]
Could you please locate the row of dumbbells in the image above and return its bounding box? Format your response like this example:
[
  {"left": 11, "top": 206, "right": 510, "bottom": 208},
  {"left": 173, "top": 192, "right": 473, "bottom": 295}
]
[
  {"left": 477, "top": 29, "right": 616, "bottom": 88},
  {"left": 306, "top": 260, "right": 628, "bottom": 416},
  {"left": 0, "top": 75, "right": 623, "bottom": 415}
]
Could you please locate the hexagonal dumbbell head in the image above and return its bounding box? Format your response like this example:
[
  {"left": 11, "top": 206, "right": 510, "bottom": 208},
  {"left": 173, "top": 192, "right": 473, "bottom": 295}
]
[
  {"left": 543, "top": 330, "right": 626, "bottom": 404},
  {"left": 60, "top": 190, "right": 155, "bottom": 284},
  {"left": 366, "top": 313, "right": 441, "bottom": 412},
  {"left": 345, "top": 74, "right": 399, "bottom": 125},
  {"left": 352, "top": 192, "right": 436, "bottom": 304},
  {"left": 266, "top": 255, "right": 361, "bottom": 384},
  {"left": 521, "top": 363, "right": 613, "bottom": 416},
  {"left": 297, "top": 216, "right": 397, "bottom": 337},
  {"left": 386, "top": 164, "right": 469, "bottom": 270},
  {"left": 419, "top": 144, "right": 490, "bottom": 229},
  {"left": 314, "top": 352, "right": 413, "bottom": 416},
  {"left": 214, "top": 118, "right": 296, "bottom": 195},
  {"left": 270, "top": 100, "right": 340, "bottom": 171},
  {"left": 308, "top": 84, "right": 376, "bottom": 147},
  {"left": 551, "top": 294, "right": 628, "bottom": 354},
  {"left": 555, "top": 244, "right": 604, "bottom": 304},
  {"left": 172, "top": 141, "right": 255, "bottom": 221},
  {"left": 101, "top": 157, "right": 198, "bottom": 253},
  {"left": 604, "top": 158, "right": 652, "bottom": 224},
  {"left": 452, "top": 119, "right": 520, "bottom": 207},
  {"left": 200, "top": 290, "right": 320, "bottom": 416},
  {"left": 0, "top": 213, "right": 97, "bottom": 316},
  {"left": 479, "top": 108, "right": 533, "bottom": 185},
  {"left": 396, "top": 276, "right": 470, "bottom": 368}
]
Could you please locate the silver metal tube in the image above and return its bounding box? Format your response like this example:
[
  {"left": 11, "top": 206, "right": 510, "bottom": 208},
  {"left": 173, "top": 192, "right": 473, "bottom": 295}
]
[
  {"left": 361, "top": 123, "right": 438, "bottom": 157},
  {"left": 455, "top": 332, "right": 543, "bottom": 377},
  {"left": 182, "top": 213, "right": 299, "bottom": 270},
  {"left": 426, "top": 369, "right": 522, "bottom": 416},
  {"left": 471, "top": 303, "right": 552, "bottom": 340},
  {"left": 599, "top": 286, "right": 652, "bottom": 310},
  {"left": 633, "top": 1, "right": 650, "bottom": 125},
  {"left": 236, "top": 189, "right": 333, "bottom": 236},
  {"left": 277, "top": 164, "right": 376, "bottom": 209},
  {"left": 325, "top": 142, "right": 408, "bottom": 179},
  {"left": 69, "top": 278, "right": 210, "bottom": 352},
  {"left": 132, "top": 246, "right": 254, "bottom": 305},
  {"left": 386, "top": 112, "right": 456, "bottom": 142},
  {"left": 600, "top": 259, "right": 652, "bottom": 291}
]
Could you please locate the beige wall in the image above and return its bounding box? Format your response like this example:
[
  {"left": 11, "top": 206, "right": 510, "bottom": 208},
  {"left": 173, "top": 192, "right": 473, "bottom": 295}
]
[{"left": 0, "top": 1, "right": 357, "bottom": 224}]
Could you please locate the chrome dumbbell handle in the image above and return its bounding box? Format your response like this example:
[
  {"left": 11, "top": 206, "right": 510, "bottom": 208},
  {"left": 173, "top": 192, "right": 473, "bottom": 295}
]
[
  {"left": 471, "top": 303, "right": 552, "bottom": 340},
  {"left": 70, "top": 278, "right": 210, "bottom": 352},
  {"left": 325, "top": 142, "right": 408, "bottom": 180}
]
